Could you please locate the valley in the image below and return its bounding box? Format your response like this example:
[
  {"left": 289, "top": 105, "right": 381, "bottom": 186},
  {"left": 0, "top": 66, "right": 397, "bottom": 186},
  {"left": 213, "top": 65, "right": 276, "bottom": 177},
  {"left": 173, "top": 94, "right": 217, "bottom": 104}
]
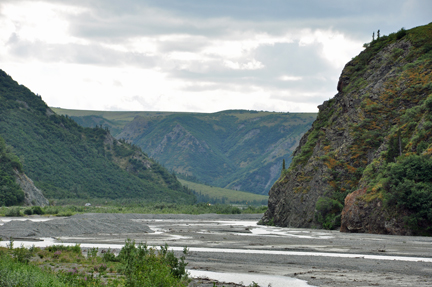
[{"left": 53, "top": 108, "right": 316, "bottom": 195}]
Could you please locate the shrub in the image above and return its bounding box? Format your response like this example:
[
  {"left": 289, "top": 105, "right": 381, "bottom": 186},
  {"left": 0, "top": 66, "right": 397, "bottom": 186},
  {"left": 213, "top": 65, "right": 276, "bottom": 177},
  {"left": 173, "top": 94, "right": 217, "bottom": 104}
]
[
  {"left": 45, "top": 244, "right": 81, "bottom": 254},
  {"left": 424, "top": 94, "right": 432, "bottom": 111},
  {"left": 118, "top": 239, "right": 189, "bottom": 286},
  {"left": 5, "top": 207, "right": 22, "bottom": 217},
  {"left": 43, "top": 206, "right": 59, "bottom": 215},
  {"left": 24, "top": 208, "right": 33, "bottom": 215},
  {"left": 32, "top": 206, "right": 44, "bottom": 215},
  {"left": 0, "top": 253, "right": 67, "bottom": 287},
  {"left": 396, "top": 27, "right": 407, "bottom": 40},
  {"left": 102, "top": 248, "right": 118, "bottom": 262},
  {"left": 13, "top": 245, "right": 32, "bottom": 264},
  {"left": 384, "top": 155, "right": 432, "bottom": 234},
  {"left": 315, "top": 197, "right": 344, "bottom": 229}
]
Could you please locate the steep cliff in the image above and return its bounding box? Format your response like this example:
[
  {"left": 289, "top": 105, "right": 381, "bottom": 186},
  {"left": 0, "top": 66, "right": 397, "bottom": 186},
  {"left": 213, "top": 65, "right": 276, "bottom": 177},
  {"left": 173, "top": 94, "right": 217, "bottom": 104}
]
[{"left": 262, "top": 23, "right": 432, "bottom": 235}]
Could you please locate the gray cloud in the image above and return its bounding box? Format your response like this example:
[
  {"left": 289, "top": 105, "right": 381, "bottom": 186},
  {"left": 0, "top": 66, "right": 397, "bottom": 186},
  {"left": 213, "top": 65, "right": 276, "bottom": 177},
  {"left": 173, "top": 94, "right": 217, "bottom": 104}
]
[
  {"left": 1, "top": 0, "right": 431, "bottom": 112},
  {"left": 164, "top": 41, "right": 339, "bottom": 95}
]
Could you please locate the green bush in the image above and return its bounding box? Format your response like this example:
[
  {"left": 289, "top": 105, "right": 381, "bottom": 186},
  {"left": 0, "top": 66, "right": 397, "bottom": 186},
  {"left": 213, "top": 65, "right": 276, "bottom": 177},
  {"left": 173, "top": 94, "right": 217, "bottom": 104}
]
[
  {"left": 5, "top": 207, "right": 22, "bottom": 217},
  {"left": 396, "top": 27, "right": 407, "bottom": 40},
  {"left": 13, "top": 245, "right": 32, "bottom": 264},
  {"left": 315, "top": 197, "right": 344, "bottom": 229},
  {"left": 424, "top": 94, "right": 432, "bottom": 111},
  {"left": 43, "top": 206, "right": 59, "bottom": 214},
  {"left": 0, "top": 253, "right": 67, "bottom": 287},
  {"left": 45, "top": 244, "right": 81, "bottom": 254},
  {"left": 118, "top": 239, "right": 188, "bottom": 287},
  {"left": 32, "top": 206, "right": 44, "bottom": 215},
  {"left": 102, "top": 248, "right": 118, "bottom": 262},
  {"left": 384, "top": 155, "right": 432, "bottom": 234},
  {"left": 24, "top": 208, "right": 33, "bottom": 215}
]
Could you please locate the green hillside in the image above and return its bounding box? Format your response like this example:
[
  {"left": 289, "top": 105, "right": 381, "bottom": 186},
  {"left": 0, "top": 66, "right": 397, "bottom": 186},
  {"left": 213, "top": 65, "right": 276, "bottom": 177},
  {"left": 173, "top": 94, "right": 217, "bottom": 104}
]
[
  {"left": 0, "top": 135, "right": 24, "bottom": 206},
  {"left": 178, "top": 179, "right": 268, "bottom": 205},
  {"left": 51, "top": 108, "right": 177, "bottom": 136},
  {"left": 0, "top": 70, "right": 195, "bottom": 204},
  {"left": 55, "top": 108, "right": 316, "bottom": 195}
]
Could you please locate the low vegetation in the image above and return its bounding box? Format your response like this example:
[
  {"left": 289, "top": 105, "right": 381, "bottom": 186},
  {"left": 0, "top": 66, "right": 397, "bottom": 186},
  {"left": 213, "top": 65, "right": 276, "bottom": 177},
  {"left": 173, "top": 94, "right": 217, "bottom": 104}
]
[
  {"left": 0, "top": 239, "right": 189, "bottom": 287},
  {"left": 0, "top": 202, "right": 267, "bottom": 217},
  {"left": 179, "top": 179, "right": 268, "bottom": 205}
]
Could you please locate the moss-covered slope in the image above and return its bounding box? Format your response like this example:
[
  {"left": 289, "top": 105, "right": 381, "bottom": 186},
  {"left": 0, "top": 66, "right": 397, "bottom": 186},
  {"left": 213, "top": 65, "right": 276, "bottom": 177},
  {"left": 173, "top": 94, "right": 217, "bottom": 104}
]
[
  {"left": 0, "top": 70, "right": 195, "bottom": 203},
  {"left": 262, "top": 23, "right": 432, "bottom": 235}
]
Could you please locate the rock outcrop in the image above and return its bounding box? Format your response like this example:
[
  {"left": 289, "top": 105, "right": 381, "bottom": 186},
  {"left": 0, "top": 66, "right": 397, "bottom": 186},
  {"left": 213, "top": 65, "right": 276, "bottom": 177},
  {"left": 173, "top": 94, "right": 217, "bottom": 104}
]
[
  {"left": 14, "top": 170, "right": 49, "bottom": 207},
  {"left": 340, "top": 188, "right": 410, "bottom": 235},
  {"left": 262, "top": 23, "right": 432, "bottom": 235}
]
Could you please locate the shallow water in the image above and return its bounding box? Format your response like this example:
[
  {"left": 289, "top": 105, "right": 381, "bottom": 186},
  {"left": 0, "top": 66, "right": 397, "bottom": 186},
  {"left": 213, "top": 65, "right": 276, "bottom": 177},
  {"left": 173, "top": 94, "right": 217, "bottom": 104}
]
[
  {"left": 2, "top": 216, "right": 432, "bottom": 286},
  {"left": 1, "top": 238, "right": 431, "bottom": 263},
  {"left": 188, "top": 270, "right": 316, "bottom": 287}
]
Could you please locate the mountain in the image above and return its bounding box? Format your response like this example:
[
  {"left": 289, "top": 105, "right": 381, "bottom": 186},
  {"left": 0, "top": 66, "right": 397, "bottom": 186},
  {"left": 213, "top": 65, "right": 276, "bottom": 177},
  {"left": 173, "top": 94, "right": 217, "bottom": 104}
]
[
  {"left": 53, "top": 109, "right": 316, "bottom": 195},
  {"left": 0, "top": 70, "right": 195, "bottom": 204},
  {"left": 0, "top": 134, "right": 48, "bottom": 207},
  {"left": 262, "top": 23, "right": 432, "bottom": 235},
  {"left": 0, "top": 135, "right": 25, "bottom": 206}
]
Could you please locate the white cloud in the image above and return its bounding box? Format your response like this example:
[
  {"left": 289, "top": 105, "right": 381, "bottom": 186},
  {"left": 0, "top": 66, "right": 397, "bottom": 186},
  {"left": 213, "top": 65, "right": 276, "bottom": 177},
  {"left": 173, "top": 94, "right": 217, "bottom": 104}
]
[
  {"left": 279, "top": 75, "right": 302, "bottom": 81},
  {"left": 0, "top": 0, "right": 430, "bottom": 113}
]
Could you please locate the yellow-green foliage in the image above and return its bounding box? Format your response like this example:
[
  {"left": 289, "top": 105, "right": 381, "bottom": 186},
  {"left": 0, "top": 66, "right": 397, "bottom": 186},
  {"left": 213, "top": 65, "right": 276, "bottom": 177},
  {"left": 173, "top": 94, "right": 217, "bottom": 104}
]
[{"left": 178, "top": 179, "right": 268, "bottom": 204}]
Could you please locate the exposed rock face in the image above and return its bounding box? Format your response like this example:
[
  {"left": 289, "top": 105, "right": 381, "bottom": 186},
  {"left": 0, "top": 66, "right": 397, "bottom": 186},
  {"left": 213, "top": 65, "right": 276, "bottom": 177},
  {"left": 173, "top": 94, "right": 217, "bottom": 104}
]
[
  {"left": 340, "top": 188, "right": 410, "bottom": 235},
  {"left": 14, "top": 170, "right": 49, "bottom": 207},
  {"left": 262, "top": 23, "right": 432, "bottom": 234}
]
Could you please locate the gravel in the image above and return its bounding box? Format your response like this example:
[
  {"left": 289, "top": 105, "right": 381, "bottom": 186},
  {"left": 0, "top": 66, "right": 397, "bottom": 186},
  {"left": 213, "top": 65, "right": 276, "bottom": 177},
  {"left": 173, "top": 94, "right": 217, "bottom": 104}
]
[
  {"left": 0, "top": 213, "right": 155, "bottom": 238},
  {"left": 0, "top": 213, "right": 262, "bottom": 239}
]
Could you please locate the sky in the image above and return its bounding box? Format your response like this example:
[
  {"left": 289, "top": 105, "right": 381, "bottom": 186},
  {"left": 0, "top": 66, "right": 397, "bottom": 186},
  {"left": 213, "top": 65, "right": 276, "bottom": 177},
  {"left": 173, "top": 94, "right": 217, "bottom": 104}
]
[{"left": 0, "top": 1, "right": 431, "bottom": 113}]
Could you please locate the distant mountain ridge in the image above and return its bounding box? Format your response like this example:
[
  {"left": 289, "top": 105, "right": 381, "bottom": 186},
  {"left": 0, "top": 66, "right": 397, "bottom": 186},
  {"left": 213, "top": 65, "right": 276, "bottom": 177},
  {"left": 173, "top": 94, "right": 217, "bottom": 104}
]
[
  {"left": 0, "top": 70, "right": 195, "bottom": 204},
  {"left": 54, "top": 108, "right": 316, "bottom": 194}
]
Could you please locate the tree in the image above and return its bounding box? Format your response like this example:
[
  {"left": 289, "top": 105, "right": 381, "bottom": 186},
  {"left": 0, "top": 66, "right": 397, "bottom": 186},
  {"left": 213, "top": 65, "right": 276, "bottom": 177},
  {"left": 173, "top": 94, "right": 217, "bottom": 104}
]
[
  {"left": 282, "top": 159, "right": 286, "bottom": 170},
  {"left": 386, "top": 131, "right": 401, "bottom": 163},
  {"left": 377, "top": 30, "right": 380, "bottom": 39}
]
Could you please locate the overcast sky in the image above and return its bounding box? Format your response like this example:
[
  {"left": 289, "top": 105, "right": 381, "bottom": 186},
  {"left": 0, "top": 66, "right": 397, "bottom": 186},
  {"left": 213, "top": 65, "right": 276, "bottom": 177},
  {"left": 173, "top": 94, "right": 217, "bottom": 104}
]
[{"left": 0, "top": 1, "right": 430, "bottom": 113}]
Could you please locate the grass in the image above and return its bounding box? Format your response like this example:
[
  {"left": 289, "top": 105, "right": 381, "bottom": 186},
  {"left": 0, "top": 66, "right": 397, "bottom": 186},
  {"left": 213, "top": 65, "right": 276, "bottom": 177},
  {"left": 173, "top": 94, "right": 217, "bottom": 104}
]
[
  {"left": 179, "top": 179, "right": 268, "bottom": 204},
  {"left": 0, "top": 202, "right": 267, "bottom": 217},
  {"left": 0, "top": 240, "right": 189, "bottom": 287},
  {"left": 0, "top": 241, "right": 264, "bottom": 287}
]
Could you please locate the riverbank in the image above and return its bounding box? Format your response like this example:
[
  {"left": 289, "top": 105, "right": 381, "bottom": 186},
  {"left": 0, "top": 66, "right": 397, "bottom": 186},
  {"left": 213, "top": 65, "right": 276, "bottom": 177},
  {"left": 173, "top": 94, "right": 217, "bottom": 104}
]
[{"left": 1, "top": 213, "right": 431, "bottom": 286}]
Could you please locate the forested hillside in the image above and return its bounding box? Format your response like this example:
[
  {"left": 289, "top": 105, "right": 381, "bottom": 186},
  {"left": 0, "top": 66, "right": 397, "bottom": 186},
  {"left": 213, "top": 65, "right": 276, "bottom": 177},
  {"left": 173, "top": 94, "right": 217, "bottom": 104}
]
[
  {"left": 0, "top": 70, "right": 195, "bottom": 203},
  {"left": 54, "top": 109, "right": 316, "bottom": 195},
  {"left": 0, "top": 135, "right": 24, "bottom": 206},
  {"left": 263, "top": 23, "right": 432, "bottom": 235}
]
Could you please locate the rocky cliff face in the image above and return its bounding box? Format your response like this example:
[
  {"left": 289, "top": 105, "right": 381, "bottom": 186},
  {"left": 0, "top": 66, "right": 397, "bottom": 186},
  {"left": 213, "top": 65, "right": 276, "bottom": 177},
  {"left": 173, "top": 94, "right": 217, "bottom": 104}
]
[
  {"left": 14, "top": 170, "right": 49, "bottom": 206},
  {"left": 262, "top": 23, "right": 432, "bottom": 235}
]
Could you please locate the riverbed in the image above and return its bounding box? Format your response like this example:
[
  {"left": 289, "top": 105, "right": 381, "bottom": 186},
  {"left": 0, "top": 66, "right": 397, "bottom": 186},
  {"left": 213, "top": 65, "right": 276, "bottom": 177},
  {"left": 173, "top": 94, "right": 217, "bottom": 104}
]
[{"left": 1, "top": 213, "right": 431, "bottom": 286}]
